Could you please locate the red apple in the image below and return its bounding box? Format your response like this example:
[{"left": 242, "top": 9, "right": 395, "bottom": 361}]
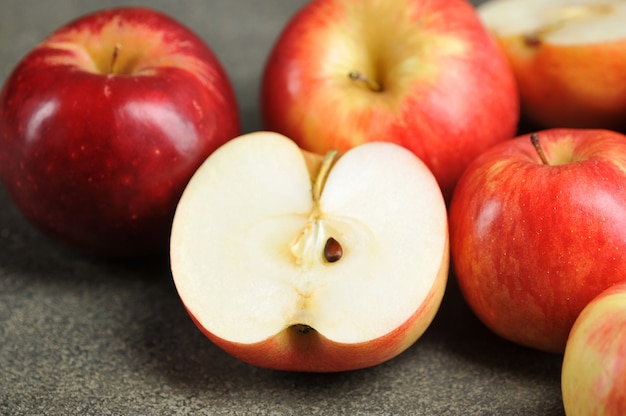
[
  {"left": 170, "top": 131, "right": 449, "bottom": 372},
  {"left": 0, "top": 7, "right": 240, "bottom": 257},
  {"left": 562, "top": 281, "right": 626, "bottom": 415},
  {"left": 260, "top": 0, "right": 519, "bottom": 199},
  {"left": 449, "top": 128, "right": 626, "bottom": 353},
  {"left": 478, "top": 0, "right": 626, "bottom": 131}
]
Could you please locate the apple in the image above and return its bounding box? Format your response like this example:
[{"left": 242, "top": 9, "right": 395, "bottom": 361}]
[
  {"left": 0, "top": 7, "right": 240, "bottom": 257},
  {"left": 478, "top": 0, "right": 626, "bottom": 131},
  {"left": 169, "top": 131, "right": 449, "bottom": 372},
  {"left": 562, "top": 281, "right": 626, "bottom": 415},
  {"left": 449, "top": 128, "right": 626, "bottom": 353},
  {"left": 260, "top": 0, "right": 519, "bottom": 200}
]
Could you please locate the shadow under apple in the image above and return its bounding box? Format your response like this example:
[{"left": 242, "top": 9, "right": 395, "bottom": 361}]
[{"left": 422, "top": 272, "right": 565, "bottom": 414}]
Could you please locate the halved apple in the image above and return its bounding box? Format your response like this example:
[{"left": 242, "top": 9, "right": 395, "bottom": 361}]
[
  {"left": 170, "top": 131, "right": 449, "bottom": 372},
  {"left": 478, "top": 0, "right": 626, "bottom": 130}
]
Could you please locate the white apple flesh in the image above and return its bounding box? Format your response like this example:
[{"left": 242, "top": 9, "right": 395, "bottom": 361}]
[
  {"left": 478, "top": 0, "right": 626, "bottom": 44},
  {"left": 170, "top": 132, "right": 449, "bottom": 372}
]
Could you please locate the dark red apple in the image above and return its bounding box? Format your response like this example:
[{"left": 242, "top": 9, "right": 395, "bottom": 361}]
[{"left": 0, "top": 7, "right": 240, "bottom": 257}]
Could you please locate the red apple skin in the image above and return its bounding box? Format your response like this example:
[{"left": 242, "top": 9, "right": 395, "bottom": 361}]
[
  {"left": 0, "top": 7, "right": 240, "bottom": 257},
  {"left": 187, "top": 244, "right": 448, "bottom": 372},
  {"left": 449, "top": 128, "right": 626, "bottom": 353},
  {"left": 261, "top": 0, "right": 519, "bottom": 199},
  {"left": 562, "top": 282, "right": 626, "bottom": 416}
]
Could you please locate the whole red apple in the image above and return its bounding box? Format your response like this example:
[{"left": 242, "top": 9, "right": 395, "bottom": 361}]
[
  {"left": 0, "top": 7, "right": 240, "bottom": 257},
  {"left": 449, "top": 128, "right": 626, "bottom": 353},
  {"left": 260, "top": 0, "right": 519, "bottom": 199},
  {"left": 562, "top": 281, "right": 626, "bottom": 415}
]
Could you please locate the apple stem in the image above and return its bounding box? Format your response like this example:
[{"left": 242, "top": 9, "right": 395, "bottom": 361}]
[
  {"left": 313, "top": 150, "right": 339, "bottom": 203},
  {"left": 531, "top": 133, "right": 550, "bottom": 165},
  {"left": 110, "top": 43, "right": 122, "bottom": 74},
  {"left": 348, "top": 71, "right": 383, "bottom": 92}
]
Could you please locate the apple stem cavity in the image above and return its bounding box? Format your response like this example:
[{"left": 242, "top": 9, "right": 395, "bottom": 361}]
[
  {"left": 348, "top": 71, "right": 383, "bottom": 93},
  {"left": 292, "top": 324, "right": 315, "bottom": 335},
  {"left": 531, "top": 133, "right": 550, "bottom": 166}
]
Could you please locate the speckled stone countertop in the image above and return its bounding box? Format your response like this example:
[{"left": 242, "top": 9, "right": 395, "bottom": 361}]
[{"left": 0, "top": 1, "right": 565, "bottom": 414}]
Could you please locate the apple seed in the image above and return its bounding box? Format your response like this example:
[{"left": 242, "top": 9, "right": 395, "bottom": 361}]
[{"left": 323, "top": 236, "right": 343, "bottom": 263}]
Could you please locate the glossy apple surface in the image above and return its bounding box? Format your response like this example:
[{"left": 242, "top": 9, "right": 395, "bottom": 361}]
[
  {"left": 478, "top": 0, "right": 626, "bottom": 130},
  {"left": 261, "top": 0, "right": 519, "bottom": 199},
  {"left": 449, "top": 128, "right": 626, "bottom": 353},
  {"left": 0, "top": 7, "right": 240, "bottom": 257},
  {"left": 562, "top": 282, "right": 626, "bottom": 415},
  {"left": 170, "top": 132, "right": 449, "bottom": 372}
]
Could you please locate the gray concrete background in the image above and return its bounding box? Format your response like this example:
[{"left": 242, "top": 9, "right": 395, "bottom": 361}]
[{"left": 0, "top": 1, "right": 565, "bottom": 415}]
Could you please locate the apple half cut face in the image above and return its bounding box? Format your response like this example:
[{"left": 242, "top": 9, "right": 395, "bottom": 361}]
[
  {"left": 170, "top": 132, "right": 449, "bottom": 372},
  {"left": 478, "top": 0, "right": 626, "bottom": 129},
  {"left": 478, "top": 0, "right": 626, "bottom": 44}
]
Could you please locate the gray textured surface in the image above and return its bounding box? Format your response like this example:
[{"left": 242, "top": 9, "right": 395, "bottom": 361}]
[{"left": 0, "top": 1, "right": 565, "bottom": 415}]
